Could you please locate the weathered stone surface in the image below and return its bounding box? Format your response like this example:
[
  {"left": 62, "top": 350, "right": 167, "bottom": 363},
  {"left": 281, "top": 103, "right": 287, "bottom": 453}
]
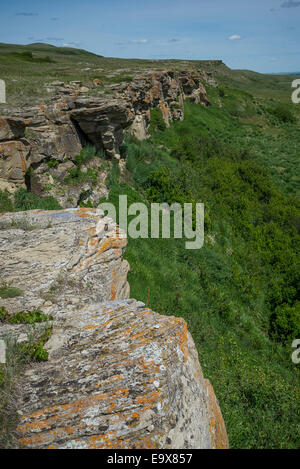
[
  {"left": 70, "top": 99, "right": 134, "bottom": 159},
  {"left": 0, "top": 117, "right": 25, "bottom": 141},
  {"left": 114, "top": 70, "right": 210, "bottom": 137},
  {"left": 0, "top": 139, "right": 30, "bottom": 192},
  {"left": 0, "top": 208, "right": 129, "bottom": 314},
  {"left": 205, "top": 380, "right": 229, "bottom": 449},
  {"left": 16, "top": 299, "right": 224, "bottom": 449},
  {"left": 0, "top": 208, "right": 228, "bottom": 449}
]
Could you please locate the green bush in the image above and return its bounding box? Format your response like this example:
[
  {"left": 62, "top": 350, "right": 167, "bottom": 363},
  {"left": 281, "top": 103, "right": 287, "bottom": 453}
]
[
  {"left": 268, "top": 105, "right": 296, "bottom": 124},
  {"left": 14, "top": 188, "right": 61, "bottom": 211},
  {"left": 106, "top": 161, "right": 120, "bottom": 189},
  {"left": 0, "top": 191, "right": 14, "bottom": 213},
  {"left": 0, "top": 287, "right": 23, "bottom": 299},
  {"left": 219, "top": 87, "right": 226, "bottom": 98},
  {"left": 10, "top": 51, "right": 55, "bottom": 63},
  {"left": 74, "top": 145, "right": 97, "bottom": 167},
  {"left": 18, "top": 339, "right": 49, "bottom": 362},
  {"left": 0, "top": 307, "right": 9, "bottom": 322},
  {"left": 47, "top": 160, "right": 59, "bottom": 168},
  {"left": 148, "top": 107, "right": 167, "bottom": 134},
  {"left": 269, "top": 302, "right": 300, "bottom": 345},
  {"left": 8, "top": 310, "right": 52, "bottom": 325}
]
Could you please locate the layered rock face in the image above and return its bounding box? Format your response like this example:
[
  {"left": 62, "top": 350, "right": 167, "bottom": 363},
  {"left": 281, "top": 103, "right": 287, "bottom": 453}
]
[
  {"left": 0, "top": 70, "right": 210, "bottom": 194},
  {"left": 0, "top": 117, "right": 30, "bottom": 192},
  {"left": 0, "top": 208, "right": 129, "bottom": 314},
  {"left": 116, "top": 70, "right": 210, "bottom": 139},
  {"left": 0, "top": 208, "right": 228, "bottom": 449}
]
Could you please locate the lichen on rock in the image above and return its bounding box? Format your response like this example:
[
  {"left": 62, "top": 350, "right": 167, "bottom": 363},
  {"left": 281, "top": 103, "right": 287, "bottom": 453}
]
[{"left": 0, "top": 209, "right": 228, "bottom": 449}]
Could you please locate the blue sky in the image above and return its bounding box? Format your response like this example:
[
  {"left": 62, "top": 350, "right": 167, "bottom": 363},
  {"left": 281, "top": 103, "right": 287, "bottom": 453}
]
[{"left": 0, "top": 0, "right": 299, "bottom": 73}]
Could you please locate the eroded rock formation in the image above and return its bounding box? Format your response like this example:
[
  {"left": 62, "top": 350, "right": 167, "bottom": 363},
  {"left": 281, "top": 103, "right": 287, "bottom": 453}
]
[
  {"left": 0, "top": 70, "right": 211, "bottom": 195},
  {"left": 0, "top": 208, "right": 129, "bottom": 315},
  {"left": 0, "top": 208, "right": 228, "bottom": 449}
]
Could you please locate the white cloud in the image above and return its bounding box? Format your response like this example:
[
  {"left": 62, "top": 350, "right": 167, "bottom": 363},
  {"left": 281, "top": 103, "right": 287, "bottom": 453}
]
[
  {"left": 229, "top": 35, "right": 241, "bottom": 40},
  {"left": 63, "top": 42, "right": 81, "bottom": 47},
  {"left": 130, "top": 39, "right": 148, "bottom": 44}
]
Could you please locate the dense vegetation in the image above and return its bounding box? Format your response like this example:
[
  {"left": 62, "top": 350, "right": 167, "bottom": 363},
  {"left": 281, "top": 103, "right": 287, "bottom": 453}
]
[
  {"left": 103, "top": 90, "right": 300, "bottom": 448},
  {"left": 0, "top": 187, "right": 61, "bottom": 213}
]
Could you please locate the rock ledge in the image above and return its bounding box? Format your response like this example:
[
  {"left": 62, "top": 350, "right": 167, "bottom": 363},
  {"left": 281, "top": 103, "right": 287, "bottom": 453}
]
[{"left": 0, "top": 209, "right": 228, "bottom": 449}]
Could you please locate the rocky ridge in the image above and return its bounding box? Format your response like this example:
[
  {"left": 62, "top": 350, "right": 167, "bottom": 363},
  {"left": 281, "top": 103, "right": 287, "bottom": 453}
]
[
  {"left": 0, "top": 70, "right": 212, "bottom": 202},
  {"left": 0, "top": 208, "right": 228, "bottom": 449}
]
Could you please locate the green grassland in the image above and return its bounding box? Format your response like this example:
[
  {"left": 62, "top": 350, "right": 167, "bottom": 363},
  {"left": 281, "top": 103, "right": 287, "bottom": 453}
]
[
  {"left": 0, "top": 43, "right": 299, "bottom": 448},
  {"left": 103, "top": 86, "right": 300, "bottom": 448}
]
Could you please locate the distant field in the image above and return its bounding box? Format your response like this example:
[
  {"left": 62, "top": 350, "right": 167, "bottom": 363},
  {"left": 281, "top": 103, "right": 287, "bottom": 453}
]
[{"left": 0, "top": 42, "right": 298, "bottom": 108}]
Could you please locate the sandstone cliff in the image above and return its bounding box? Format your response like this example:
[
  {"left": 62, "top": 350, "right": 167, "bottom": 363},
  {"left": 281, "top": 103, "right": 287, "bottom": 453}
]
[
  {"left": 0, "top": 70, "right": 211, "bottom": 198},
  {"left": 0, "top": 208, "right": 228, "bottom": 449}
]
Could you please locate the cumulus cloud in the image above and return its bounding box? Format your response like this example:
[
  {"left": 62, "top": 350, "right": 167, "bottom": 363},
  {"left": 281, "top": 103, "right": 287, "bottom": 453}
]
[
  {"left": 281, "top": 1, "right": 300, "bottom": 7},
  {"left": 229, "top": 35, "right": 241, "bottom": 40}
]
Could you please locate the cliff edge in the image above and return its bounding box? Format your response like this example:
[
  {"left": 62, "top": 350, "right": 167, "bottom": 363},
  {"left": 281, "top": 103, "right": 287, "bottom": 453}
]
[{"left": 0, "top": 208, "right": 228, "bottom": 449}]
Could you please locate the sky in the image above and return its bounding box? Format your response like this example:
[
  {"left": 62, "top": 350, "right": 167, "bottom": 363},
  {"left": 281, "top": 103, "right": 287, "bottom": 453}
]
[{"left": 0, "top": 0, "right": 299, "bottom": 73}]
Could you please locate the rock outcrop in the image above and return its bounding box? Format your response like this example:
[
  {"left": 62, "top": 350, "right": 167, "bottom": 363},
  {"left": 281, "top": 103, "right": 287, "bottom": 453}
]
[
  {"left": 0, "top": 208, "right": 228, "bottom": 449},
  {"left": 0, "top": 208, "right": 129, "bottom": 314},
  {"left": 0, "top": 70, "right": 210, "bottom": 196}
]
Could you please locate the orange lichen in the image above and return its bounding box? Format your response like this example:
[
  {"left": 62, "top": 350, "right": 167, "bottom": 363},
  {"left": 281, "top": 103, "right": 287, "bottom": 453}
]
[
  {"left": 110, "top": 268, "right": 117, "bottom": 300},
  {"left": 205, "top": 380, "right": 229, "bottom": 449}
]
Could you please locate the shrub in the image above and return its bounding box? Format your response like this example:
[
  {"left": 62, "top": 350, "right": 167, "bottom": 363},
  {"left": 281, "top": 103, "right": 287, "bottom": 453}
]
[
  {"left": 0, "top": 307, "right": 9, "bottom": 322},
  {"left": 47, "top": 160, "right": 59, "bottom": 168},
  {"left": 269, "top": 302, "right": 300, "bottom": 345},
  {"left": 106, "top": 161, "right": 120, "bottom": 189},
  {"left": 148, "top": 107, "right": 167, "bottom": 134},
  {"left": 0, "top": 287, "right": 23, "bottom": 299},
  {"left": 269, "top": 105, "right": 296, "bottom": 124},
  {"left": 14, "top": 188, "right": 61, "bottom": 211},
  {"left": 219, "top": 87, "right": 226, "bottom": 98},
  {"left": 74, "top": 145, "right": 97, "bottom": 167},
  {"left": 0, "top": 191, "right": 14, "bottom": 213},
  {"left": 8, "top": 310, "right": 52, "bottom": 325}
]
